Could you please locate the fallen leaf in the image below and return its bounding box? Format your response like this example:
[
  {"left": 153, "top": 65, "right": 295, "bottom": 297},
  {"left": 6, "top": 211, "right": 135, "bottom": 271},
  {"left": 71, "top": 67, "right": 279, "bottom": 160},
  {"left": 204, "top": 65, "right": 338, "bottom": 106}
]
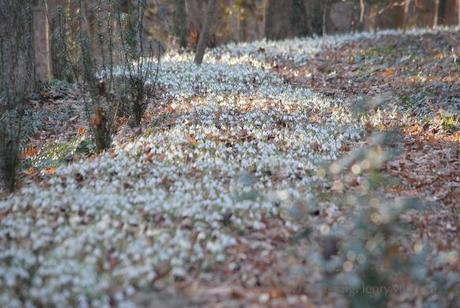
[
  {"left": 381, "top": 68, "right": 395, "bottom": 78},
  {"left": 269, "top": 288, "right": 286, "bottom": 299},
  {"left": 43, "top": 167, "right": 57, "bottom": 175},
  {"left": 21, "top": 147, "right": 39, "bottom": 159},
  {"left": 25, "top": 167, "right": 39, "bottom": 176},
  {"left": 340, "top": 144, "right": 350, "bottom": 152},
  {"left": 78, "top": 127, "right": 86, "bottom": 135},
  {"left": 434, "top": 52, "right": 445, "bottom": 60},
  {"left": 146, "top": 152, "right": 154, "bottom": 162},
  {"left": 453, "top": 131, "right": 460, "bottom": 142},
  {"left": 188, "top": 135, "right": 198, "bottom": 146},
  {"left": 312, "top": 142, "right": 322, "bottom": 152}
]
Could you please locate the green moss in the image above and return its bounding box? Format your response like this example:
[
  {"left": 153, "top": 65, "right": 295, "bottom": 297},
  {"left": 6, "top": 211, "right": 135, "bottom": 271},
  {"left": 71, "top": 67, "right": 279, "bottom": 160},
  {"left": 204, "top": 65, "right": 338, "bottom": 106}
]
[
  {"left": 440, "top": 113, "right": 460, "bottom": 133},
  {"left": 362, "top": 45, "right": 398, "bottom": 58},
  {"left": 26, "top": 136, "right": 95, "bottom": 170}
]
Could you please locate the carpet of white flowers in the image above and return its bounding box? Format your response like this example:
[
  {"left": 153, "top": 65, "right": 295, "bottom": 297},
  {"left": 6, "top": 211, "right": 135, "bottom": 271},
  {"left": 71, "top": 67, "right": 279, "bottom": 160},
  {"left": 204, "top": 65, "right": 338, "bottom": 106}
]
[{"left": 0, "top": 28, "right": 445, "bottom": 307}]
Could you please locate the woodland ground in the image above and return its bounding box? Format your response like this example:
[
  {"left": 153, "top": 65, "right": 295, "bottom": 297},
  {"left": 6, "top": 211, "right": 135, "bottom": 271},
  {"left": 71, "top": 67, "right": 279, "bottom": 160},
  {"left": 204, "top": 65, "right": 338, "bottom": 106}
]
[{"left": 0, "top": 28, "right": 459, "bottom": 307}]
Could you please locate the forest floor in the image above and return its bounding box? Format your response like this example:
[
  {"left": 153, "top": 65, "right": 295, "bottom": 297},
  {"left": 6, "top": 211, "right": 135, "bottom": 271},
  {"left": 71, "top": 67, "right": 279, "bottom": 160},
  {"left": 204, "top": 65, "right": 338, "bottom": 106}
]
[{"left": 1, "top": 28, "right": 459, "bottom": 307}]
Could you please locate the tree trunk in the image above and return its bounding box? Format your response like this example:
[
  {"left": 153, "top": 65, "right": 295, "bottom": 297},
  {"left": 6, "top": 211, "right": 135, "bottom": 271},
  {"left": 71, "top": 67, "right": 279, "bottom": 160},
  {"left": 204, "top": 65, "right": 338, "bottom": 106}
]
[
  {"left": 194, "top": 0, "right": 217, "bottom": 65},
  {"left": 45, "top": 0, "right": 68, "bottom": 80},
  {"left": 403, "top": 0, "right": 412, "bottom": 29},
  {"left": 0, "top": 0, "right": 36, "bottom": 192},
  {"left": 264, "top": 0, "right": 309, "bottom": 40},
  {"left": 458, "top": 0, "right": 460, "bottom": 26},
  {"left": 0, "top": 0, "right": 37, "bottom": 96},
  {"left": 238, "top": 5, "right": 247, "bottom": 42},
  {"left": 33, "top": 1, "right": 50, "bottom": 82},
  {"left": 322, "top": 0, "right": 330, "bottom": 36},
  {"left": 434, "top": 0, "right": 440, "bottom": 27},
  {"left": 303, "top": 0, "right": 326, "bottom": 35},
  {"left": 359, "top": 0, "right": 365, "bottom": 28},
  {"left": 173, "top": 0, "right": 187, "bottom": 48},
  {"left": 438, "top": 0, "right": 447, "bottom": 25}
]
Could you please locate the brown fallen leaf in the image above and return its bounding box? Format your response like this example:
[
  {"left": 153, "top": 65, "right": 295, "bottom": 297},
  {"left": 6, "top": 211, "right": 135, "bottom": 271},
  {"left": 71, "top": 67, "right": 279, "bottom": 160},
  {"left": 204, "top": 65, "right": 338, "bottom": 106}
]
[
  {"left": 188, "top": 135, "right": 198, "bottom": 146},
  {"left": 146, "top": 152, "right": 154, "bottom": 162},
  {"left": 381, "top": 67, "right": 395, "bottom": 78},
  {"left": 340, "top": 144, "right": 350, "bottom": 152},
  {"left": 21, "top": 147, "right": 39, "bottom": 159},
  {"left": 25, "top": 167, "right": 39, "bottom": 176},
  {"left": 311, "top": 142, "right": 322, "bottom": 152},
  {"left": 269, "top": 288, "right": 286, "bottom": 299},
  {"left": 43, "top": 167, "right": 57, "bottom": 175}
]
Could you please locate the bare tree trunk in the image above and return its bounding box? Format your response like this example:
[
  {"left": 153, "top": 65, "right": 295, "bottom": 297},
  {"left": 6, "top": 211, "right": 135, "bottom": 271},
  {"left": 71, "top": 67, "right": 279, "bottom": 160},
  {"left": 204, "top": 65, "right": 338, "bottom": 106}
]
[
  {"left": 403, "top": 0, "right": 412, "bottom": 30},
  {"left": 322, "top": 0, "right": 330, "bottom": 36},
  {"left": 458, "top": 0, "right": 460, "bottom": 26},
  {"left": 0, "top": 0, "right": 36, "bottom": 192},
  {"left": 265, "top": 0, "right": 292, "bottom": 39},
  {"left": 194, "top": 0, "right": 217, "bottom": 65},
  {"left": 359, "top": 0, "right": 365, "bottom": 26},
  {"left": 264, "top": 0, "right": 309, "bottom": 39},
  {"left": 33, "top": 1, "right": 50, "bottom": 82},
  {"left": 0, "top": 0, "right": 36, "bottom": 96},
  {"left": 238, "top": 6, "right": 247, "bottom": 42},
  {"left": 44, "top": 0, "right": 68, "bottom": 80},
  {"left": 434, "top": 0, "right": 440, "bottom": 27},
  {"left": 173, "top": 0, "right": 187, "bottom": 48}
]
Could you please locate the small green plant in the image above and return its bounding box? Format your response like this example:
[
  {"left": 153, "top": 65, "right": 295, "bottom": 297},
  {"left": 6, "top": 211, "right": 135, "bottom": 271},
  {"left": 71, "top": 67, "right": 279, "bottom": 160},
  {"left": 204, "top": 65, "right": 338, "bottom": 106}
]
[
  {"left": 362, "top": 45, "right": 398, "bottom": 58},
  {"left": 439, "top": 112, "right": 460, "bottom": 133},
  {"left": 25, "top": 135, "right": 94, "bottom": 170},
  {"left": 400, "top": 95, "right": 416, "bottom": 110}
]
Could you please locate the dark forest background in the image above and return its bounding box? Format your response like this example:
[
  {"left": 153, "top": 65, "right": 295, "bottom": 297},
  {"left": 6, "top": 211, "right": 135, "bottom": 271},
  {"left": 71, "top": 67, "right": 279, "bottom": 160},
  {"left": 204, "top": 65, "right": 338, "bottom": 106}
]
[{"left": 2, "top": 0, "right": 459, "bottom": 84}]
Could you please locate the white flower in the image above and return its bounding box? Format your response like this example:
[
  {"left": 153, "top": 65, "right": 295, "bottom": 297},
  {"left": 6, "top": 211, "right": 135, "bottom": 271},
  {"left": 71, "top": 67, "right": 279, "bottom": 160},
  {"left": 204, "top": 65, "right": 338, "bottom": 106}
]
[{"left": 2, "top": 27, "right": 443, "bottom": 307}]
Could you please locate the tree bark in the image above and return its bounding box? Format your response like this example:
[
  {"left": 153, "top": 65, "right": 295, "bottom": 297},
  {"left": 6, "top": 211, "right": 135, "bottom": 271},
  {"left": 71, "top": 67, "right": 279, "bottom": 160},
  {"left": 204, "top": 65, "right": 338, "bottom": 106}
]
[
  {"left": 194, "top": 0, "right": 217, "bottom": 65},
  {"left": 322, "top": 0, "right": 330, "bottom": 36},
  {"left": 45, "top": 0, "right": 67, "bottom": 80},
  {"left": 0, "top": 0, "right": 37, "bottom": 95},
  {"left": 173, "top": 0, "right": 187, "bottom": 48},
  {"left": 403, "top": 0, "right": 412, "bottom": 29},
  {"left": 434, "top": 0, "right": 440, "bottom": 27},
  {"left": 264, "top": 0, "right": 309, "bottom": 40},
  {"left": 458, "top": 0, "right": 460, "bottom": 26},
  {"left": 438, "top": 0, "right": 447, "bottom": 25},
  {"left": 33, "top": 1, "right": 50, "bottom": 82},
  {"left": 359, "top": 0, "right": 365, "bottom": 26}
]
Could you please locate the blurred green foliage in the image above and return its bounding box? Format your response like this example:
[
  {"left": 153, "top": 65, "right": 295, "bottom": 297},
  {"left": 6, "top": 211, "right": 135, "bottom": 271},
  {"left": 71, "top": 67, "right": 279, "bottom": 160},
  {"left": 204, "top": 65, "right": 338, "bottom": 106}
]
[{"left": 294, "top": 130, "right": 459, "bottom": 307}]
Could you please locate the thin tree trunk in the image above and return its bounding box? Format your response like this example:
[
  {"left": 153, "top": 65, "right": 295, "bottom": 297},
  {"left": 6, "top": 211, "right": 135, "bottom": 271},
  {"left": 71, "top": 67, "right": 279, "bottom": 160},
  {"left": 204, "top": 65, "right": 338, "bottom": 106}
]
[
  {"left": 33, "top": 1, "right": 50, "bottom": 82},
  {"left": 458, "top": 0, "right": 460, "bottom": 26},
  {"left": 173, "top": 0, "right": 187, "bottom": 48},
  {"left": 403, "top": 0, "right": 412, "bottom": 30},
  {"left": 458, "top": 0, "right": 460, "bottom": 25},
  {"left": 263, "top": 0, "right": 268, "bottom": 37},
  {"left": 194, "top": 0, "right": 217, "bottom": 65},
  {"left": 238, "top": 9, "right": 247, "bottom": 42},
  {"left": 438, "top": 0, "right": 447, "bottom": 25},
  {"left": 322, "top": 0, "right": 329, "bottom": 37},
  {"left": 434, "top": 0, "right": 440, "bottom": 27}
]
